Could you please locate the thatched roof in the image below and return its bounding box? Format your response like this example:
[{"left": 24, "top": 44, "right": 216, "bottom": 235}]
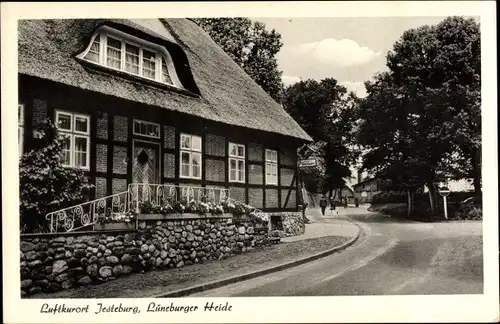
[{"left": 18, "top": 18, "right": 312, "bottom": 142}]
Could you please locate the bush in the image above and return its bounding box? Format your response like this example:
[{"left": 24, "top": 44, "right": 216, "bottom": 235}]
[{"left": 19, "top": 120, "right": 94, "bottom": 233}]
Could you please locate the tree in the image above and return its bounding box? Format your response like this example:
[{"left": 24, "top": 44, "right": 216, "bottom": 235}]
[
  {"left": 283, "top": 78, "right": 361, "bottom": 195},
  {"left": 19, "top": 120, "right": 93, "bottom": 233},
  {"left": 194, "top": 18, "right": 284, "bottom": 102},
  {"left": 358, "top": 17, "right": 481, "bottom": 216}
]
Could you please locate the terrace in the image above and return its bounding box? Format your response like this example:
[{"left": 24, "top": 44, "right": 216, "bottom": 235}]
[{"left": 44, "top": 183, "right": 270, "bottom": 234}]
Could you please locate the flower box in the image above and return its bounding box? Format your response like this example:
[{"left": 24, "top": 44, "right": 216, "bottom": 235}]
[{"left": 93, "top": 222, "right": 136, "bottom": 231}]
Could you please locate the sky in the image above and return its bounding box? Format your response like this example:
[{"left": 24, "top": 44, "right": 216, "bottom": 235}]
[{"left": 254, "top": 17, "right": 453, "bottom": 97}]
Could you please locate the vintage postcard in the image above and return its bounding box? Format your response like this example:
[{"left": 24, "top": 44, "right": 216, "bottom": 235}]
[{"left": 1, "top": 1, "right": 498, "bottom": 323}]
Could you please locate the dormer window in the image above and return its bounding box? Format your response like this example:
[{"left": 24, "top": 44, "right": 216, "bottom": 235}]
[{"left": 78, "top": 26, "right": 181, "bottom": 88}]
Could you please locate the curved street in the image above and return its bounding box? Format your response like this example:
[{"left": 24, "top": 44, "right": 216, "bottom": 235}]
[{"left": 190, "top": 207, "right": 483, "bottom": 296}]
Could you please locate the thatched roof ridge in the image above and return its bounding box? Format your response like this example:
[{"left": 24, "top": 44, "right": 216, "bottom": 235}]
[{"left": 18, "top": 18, "right": 312, "bottom": 142}]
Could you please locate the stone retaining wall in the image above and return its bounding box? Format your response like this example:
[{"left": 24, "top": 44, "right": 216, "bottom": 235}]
[{"left": 20, "top": 215, "right": 269, "bottom": 297}]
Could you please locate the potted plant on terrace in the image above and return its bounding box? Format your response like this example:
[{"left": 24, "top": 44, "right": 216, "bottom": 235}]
[{"left": 93, "top": 209, "right": 137, "bottom": 231}]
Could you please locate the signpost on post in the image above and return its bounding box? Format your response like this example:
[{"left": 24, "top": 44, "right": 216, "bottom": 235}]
[
  {"left": 438, "top": 186, "right": 451, "bottom": 220},
  {"left": 298, "top": 158, "right": 318, "bottom": 168}
]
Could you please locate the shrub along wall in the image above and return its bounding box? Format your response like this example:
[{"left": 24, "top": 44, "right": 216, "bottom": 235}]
[{"left": 20, "top": 214, "right": 270, "bottom": 297}]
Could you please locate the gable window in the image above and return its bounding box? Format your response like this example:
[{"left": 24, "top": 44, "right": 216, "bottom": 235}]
[
  {"left": 265, "top": 149, "right": 278, "bottom": 185},
  {"left": 133, "top": 120, "right": 160, "bottom": 139},
  {"left": 229, "top": 143, "right": 245, "bottom": 183},
  {"left": 18, "top": 104, "right": 24, "bottom": 157},
  {"left": 79, "top": 27, "right": 178, "bottom": 87},
  {"left": 180, "top": 134, "right": 202, "bottom": 179},
  {"left": 55, "top": 111, "right": 90, "bottom": 170}
]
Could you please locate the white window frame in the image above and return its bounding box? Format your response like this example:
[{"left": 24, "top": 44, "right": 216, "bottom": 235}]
[
  {"left": 77, "top": 26, "right": 182, "bottom": 88},
  {"left": 18, "top": 104, "right": 24, "bottom": 158},
  {"left": 55, "top": 110, "right": 90, "bottom": 170},
  {"left": 228, "top": 142, "right": 245, "bottom": 183},
  {"left": 265, "top": 149, "right": 278, "bottom": 185},
  {"left": 179, "top": 133, "right": 202, "bottom": 180},
  {"left": 133, "top": 119, "right": 160, "bottom": 139}
]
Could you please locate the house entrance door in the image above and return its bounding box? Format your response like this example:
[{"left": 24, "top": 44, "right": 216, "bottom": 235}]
[{"left": 132, "top": 141, "right": 160, "bottom": 185}]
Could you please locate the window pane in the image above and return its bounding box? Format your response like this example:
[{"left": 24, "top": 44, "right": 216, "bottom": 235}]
[
  {"left": 239, "top": 170, "right": 245, "bottom": 182},
  {"left": 230, "top": 170, "right": 236, "bottom": 181},
  {"left": 181, "top": 165, "right": 190, "bottom": 177},
  {"left": 85, "top": 34, "right": 100, "bottom": 63},
  {"left": 161, "top": 57, "right": 172, "bottom": 84},
  {"left": 60, "top": 135, "right": 71, "bottom": 165},
  {"left": 192, "top": 153, "right": 201, "bottom": 178},
  {"left": 192, "top": 153, "right": 201, "bottom": 167},
  {"left": 229, "top": 159, "right": 236, "bottom": 170},
  {"left": 75, "top": 116, "right": 88, "bottom": 133},
  {"left": 238, "top": 145, "right": 245, "bottom": 158},
  {"left": 106, "top": 37, "right": 121, "bottom": 69},
  {"left": 272, "top": 151, "right": 277, "bottom": 162},
  {"left": 74, "top": 136, "right": 88, "bottom": 152},
  {"left": 181, "top": 152, "right": 190, "bottom": 164},
  {"left": 75, "top": 152, "right": 88, "bottom": 168},
  {"left": 125, "top": 43, "right": 140, "bottom": 75},
  {"left": 142, "top": 49, "right": 156, "bottom": 79},
  {"left": 191, "top": 136, "right": 201, "bottom": 152},
  {"left": 266, "top": 150, "right": 271, "bottom": 161},
  {"left": 193, "top": 165, "right": 200, "bottom": 178},
  {"left": 181, "top": 135, "right": 190, "bottom": 149},
  {"left": 57, "top": 113, "right": 72, "bottom": 130},
  {"left": 229, "top": 144, "right": 237, "bottom": 156},
  {"left": 238, "top": 160, "right": 245, "bottom": 172}
]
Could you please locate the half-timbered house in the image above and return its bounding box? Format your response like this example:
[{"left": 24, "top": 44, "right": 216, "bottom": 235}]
[{"left": 18, "top": 18, "right": 312, "bottom": 213}]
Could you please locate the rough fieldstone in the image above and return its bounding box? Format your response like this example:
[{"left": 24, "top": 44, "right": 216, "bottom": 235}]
[
  {"left": 148, "top": 244, "right": 155, "bottom": 253},
  {"left": 106, "top": 236, "right": 115, "bottom": 242},
  {"left": 122, "top": 266, "right": 133, "bottom": 274},
  {"left": 113, "top": 246, "right": 125, "bottom": 257},
  {"left": 61, "top": 280, "right": 73, "bottom": 290},
  {"left": 29, "top": 286, "right": 42, "bottom": 294},
  {"left": 52, "top": 260, "right": 68, "bottom": 275},
  {"left": 106, "top": 256, "right": 119, "bottom": 265},
  {"left": 21, "top": 241, "right": 35, "bottom": 252},
  {"left": 155, "top": 257, "right": 163, "bottom": 267},
  {"left": 77, "top": 276, "right": 92, "bottom": 285},
  {"left": 121, "top": 254, "right": 131, "bottom": 264},
  {"left": 73, "top": 249, "right": 86, "bottom": 258},
  {"left": 25, "top": 251, "right": 38, "bottom": 261},
  {"left": 89, "top": 256, "right": 98, "bottom": 264},
  {"left": 97, "top": 257, "right": 106, "bottom": 266},
  {"left": 140, "top": 244, "right": 149, "bottom": 253},
  {"left": 176, "top": 260, "right": 184, "bottom": 268},
  {"left": 69, "top": 267, "right": 84, "bottom": 278},
  {"left": 86, "top": 264, "right": 99, "bottom": 277},
  {"left": 92, "top": 248, "right": 98, "bottom": 254},
  {"left": 28, "top": 260, "right": 42, "bottom": 268},
  {"left": 21, "top": 279, "right": 32, "bottom": 290},
  {"left": 112, "top": 265, "right": 123, "bottom": 276},
  {"left": 125, "top": 247, "right": 140, "bottom": 255},
  {"left": 99, "top": 266, "right": 112, "bottom": 278},
  {"left": 98, "top": 244, "right": 106, "bottom": 252},
  {"left": 247, "top": 227, "right": 254, "bottom": 234},
  {"left": 67, "top": 257, "right": 80, "bottom": 268},
  {"left": 55, "top": 273, "right": 68, "bottom": 283}
]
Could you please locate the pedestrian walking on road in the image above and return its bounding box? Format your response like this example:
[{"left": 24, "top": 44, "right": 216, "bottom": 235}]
[
  {"left": 329, "top": 197, "right": 338, "bottom": 215},
  {"left": 319, "top": 195, "right": 328, "bottom": 216}
]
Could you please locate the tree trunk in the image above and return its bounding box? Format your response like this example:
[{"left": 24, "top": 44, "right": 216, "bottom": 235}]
[
  {"left": 406, "top": 188, "right": 413, "bottom": 217},
  {"left": 472, "top": 147, "right": 482, "bottom": 201},
  {"left": 427, "top": 181, "right": 438, "bottom": 216}
]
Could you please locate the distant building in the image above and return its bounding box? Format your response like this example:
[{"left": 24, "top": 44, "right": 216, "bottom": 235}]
[{"left": 353, "top": 177, "right": 380, "bottom": 203}]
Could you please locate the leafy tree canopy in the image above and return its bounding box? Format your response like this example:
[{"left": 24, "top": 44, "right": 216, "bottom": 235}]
[{"left": 194, "top": 18, "right": 284, "bottom": 102}]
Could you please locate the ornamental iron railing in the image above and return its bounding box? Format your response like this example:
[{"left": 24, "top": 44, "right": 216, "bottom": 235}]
[{"left": 45, "top": 190, "right": 130, "bottom": 233}]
